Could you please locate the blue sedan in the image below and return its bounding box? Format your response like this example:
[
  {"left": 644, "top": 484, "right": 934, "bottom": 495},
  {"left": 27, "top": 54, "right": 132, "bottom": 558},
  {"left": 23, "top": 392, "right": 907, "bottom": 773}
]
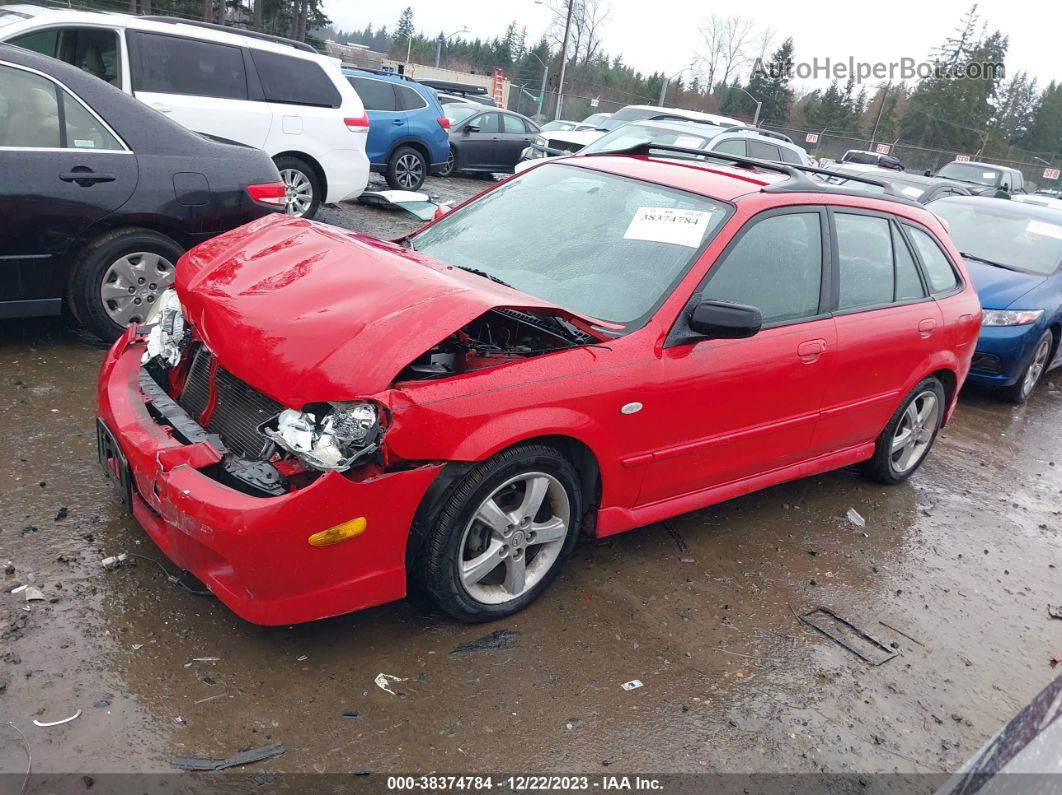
[{"left": 930, "top": 197, "right": 1062, "bottom": 403}]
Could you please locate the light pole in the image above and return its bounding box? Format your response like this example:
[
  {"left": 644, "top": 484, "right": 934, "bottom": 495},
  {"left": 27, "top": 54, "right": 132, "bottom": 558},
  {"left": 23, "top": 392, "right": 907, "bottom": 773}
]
[
  {"left": 435, "top": 27, "right": 468, "bottom": 68},
  {"left": 735, "top": 86, "right": 762, "bottom": 127},
  {"left": 536, "top": 0, "right": 574, "bottom": 121},
  {"left": 658, "top": 66, "right": 691, "bottom": 107},
  {"left": 529, "top": 52, "right": 550, "bottom": 120}
]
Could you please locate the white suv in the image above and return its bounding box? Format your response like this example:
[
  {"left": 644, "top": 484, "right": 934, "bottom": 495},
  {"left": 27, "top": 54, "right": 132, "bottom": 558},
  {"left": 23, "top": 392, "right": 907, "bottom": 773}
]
[{"left": 0, "top": 5, "right": 369, "bottom": 217}]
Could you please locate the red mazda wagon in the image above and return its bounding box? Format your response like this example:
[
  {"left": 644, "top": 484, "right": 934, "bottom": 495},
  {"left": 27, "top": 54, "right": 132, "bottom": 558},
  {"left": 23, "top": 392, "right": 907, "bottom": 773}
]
[{"left": 96, "top": 147, "right": 981, "bottom": 624}]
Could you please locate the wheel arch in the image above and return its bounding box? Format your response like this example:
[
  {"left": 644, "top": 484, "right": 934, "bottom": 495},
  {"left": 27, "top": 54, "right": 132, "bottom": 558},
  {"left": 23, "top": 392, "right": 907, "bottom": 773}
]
[
  {"left": 929, "top": 366, "right": 959, "bottom": 423},
  {"left": 273, "top": 151, "right": 328, "bottom": 202},
  {"left": 387, "top": 137, "right": 431, "bottom": 166}
]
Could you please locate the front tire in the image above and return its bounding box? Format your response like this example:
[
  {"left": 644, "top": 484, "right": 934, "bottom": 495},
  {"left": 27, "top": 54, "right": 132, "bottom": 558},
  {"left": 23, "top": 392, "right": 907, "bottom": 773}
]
[
  {"left": 68, "top": 229, "right": 182, "bottom": 342},
  {"left": 417, "top": 445, "right": 582, "bottom": 622},
  {"left": 386, "top": 146, "right": 427, "bottom": 191},
  {"left": 859, "top": 377, "right": 946, "bottom": 484},
  {"left": 275, "top": 155, "right": 321, "bottom": 218},
  {"left": 999, "top": 331, "right": 1053, "bottom": 404}
]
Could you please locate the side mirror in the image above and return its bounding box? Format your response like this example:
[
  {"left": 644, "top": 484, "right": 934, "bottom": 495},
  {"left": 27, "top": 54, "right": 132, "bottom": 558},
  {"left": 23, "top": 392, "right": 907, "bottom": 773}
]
[
  {"left": 464, "top": 124, "right": 480, "bottom": 133},
  {"left": 688, "top": 300, "right": 762, "bottom": 339}
]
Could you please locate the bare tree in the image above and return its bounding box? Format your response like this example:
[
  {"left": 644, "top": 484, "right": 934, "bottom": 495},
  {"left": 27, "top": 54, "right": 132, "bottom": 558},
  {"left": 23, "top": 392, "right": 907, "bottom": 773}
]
[
  {"left": 575, "top": 0, "right": 610, "bottom": 65},
  {"left": 694, "top": 15, "right": 756, "bottom": 91}
]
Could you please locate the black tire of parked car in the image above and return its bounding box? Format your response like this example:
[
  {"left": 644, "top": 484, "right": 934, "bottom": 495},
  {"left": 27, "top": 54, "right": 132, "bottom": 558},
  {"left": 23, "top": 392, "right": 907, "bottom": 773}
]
[
  {"left": 417, "top": 444, "right": 583, "bottom": 622},
  {"left": 274, "top": 155, "right": 321, "bottom": 219},
  {"left": 999, "top": 330, "right": 1054, "bottom": 405},
  {"left": 67, "top": 228, "right": 184, "bottom": 343},
  {"left": 859, "top": 376, "right": 946, "bottom": 485},
  {"left": 386, "top": 145, "right": 427, "bottom": 191},
  {"left": 438, "top": 146, "right": 457, "bottom": 177}
]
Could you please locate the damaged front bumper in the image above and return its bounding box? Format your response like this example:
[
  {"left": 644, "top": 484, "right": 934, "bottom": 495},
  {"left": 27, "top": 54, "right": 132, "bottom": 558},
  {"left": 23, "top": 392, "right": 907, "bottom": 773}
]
[{"left": 96, "top": 328, "right": 443, "bottom": 625}]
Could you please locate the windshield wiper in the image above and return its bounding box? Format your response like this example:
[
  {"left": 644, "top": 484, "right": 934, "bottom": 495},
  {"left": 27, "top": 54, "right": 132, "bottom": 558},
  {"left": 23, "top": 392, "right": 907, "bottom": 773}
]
[
  {"left": 456, "top": 265, "right": 513, "bottom": 288},
  {"left": 960, "top": 252, "right": 1020, "bottom": 271}
]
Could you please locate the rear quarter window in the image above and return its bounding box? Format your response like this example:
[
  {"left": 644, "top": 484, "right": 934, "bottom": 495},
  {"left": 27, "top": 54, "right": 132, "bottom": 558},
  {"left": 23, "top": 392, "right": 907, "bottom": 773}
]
[{"left": 251, "top": 50, "right": 340, "bottom": 108}]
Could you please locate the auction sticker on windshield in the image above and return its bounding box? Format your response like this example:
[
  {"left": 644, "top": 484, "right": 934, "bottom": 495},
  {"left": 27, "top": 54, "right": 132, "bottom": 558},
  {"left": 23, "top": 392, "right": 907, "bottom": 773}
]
[
  {"left": 1027, "top": 220, "right": 1062, "bottom": 240},
  {"left": 624, "top": 207, "right": 715, "bottom": 248}
]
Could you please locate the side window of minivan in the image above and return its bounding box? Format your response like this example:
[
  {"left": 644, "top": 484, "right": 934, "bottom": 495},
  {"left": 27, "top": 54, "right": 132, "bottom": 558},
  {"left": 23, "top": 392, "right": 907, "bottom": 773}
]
[
  {"left": 250, "top": 50, "right": 340, "bottom": 108},
  {"left": 701, "top": 212, "right": 824, "bottom": 325},
  {"left": 348, "top": 76, "right": 397, "bottom": 111},
  {"left": 11, "top": 27, "right": 121, "bottom": 86},
  {"left": 128, "top": 31, "right": 247, "bottom": 100}
]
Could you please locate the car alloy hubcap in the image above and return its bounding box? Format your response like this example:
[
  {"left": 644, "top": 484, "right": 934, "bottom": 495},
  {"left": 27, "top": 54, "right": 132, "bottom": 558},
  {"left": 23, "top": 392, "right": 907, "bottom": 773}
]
[
  {"left": 458, "top": 472, "right": 569, "bottom": 604},
  {"left": 395, "top": 153, "right": 424, "bottom": 189},
  {"left": 890, "top": 390, "right": 940, "bottom": 474},
  {"left": 1022, "top": 337, "right": 1052, "bottom": 398},
  {"left": 444, "top": 149, "right": 455, "bottom": 174},
  {"left": 100, "top": 252, "right": 175, "bottom": 326},
  {"left": 280, "top": 168, "right": 313, "bottom": 216}
]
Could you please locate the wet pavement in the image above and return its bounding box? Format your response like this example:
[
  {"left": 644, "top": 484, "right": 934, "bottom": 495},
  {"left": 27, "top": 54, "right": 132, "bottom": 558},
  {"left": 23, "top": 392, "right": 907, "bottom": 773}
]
[{"left": 1, "top": 174, "right": 1061, "bottom": 787}]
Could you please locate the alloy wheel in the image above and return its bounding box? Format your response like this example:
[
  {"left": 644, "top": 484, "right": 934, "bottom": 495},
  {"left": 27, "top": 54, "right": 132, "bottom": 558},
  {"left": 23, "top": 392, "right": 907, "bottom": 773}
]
[
  {"left": 457, "top": 472, "right": 570, "bottom": 604},
  {"left": 1021, "top": 336, "right": 1052, "bottom": 399},
  {"left": 280, "top": 168, "right": 313, "bottom": 216},
  {"left": 100, "top": 252, "right": 175, "bottom": 326},
  {"left": 395, "top": 153, "right": 424, "bottom": 189},
  {"left": 889, "top": 390, "right": 941, "bottom": 475}
]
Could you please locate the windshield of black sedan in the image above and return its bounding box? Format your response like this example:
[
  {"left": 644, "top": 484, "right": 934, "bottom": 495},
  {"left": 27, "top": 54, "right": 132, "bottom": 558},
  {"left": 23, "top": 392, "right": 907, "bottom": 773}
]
[
  {"left": 409, "top": 163, "right": 729, "bottom": 325},
  {"left": 935, "top": 162, "right": 1003, "bottom": 187},
  {"left": 930, "top": 200, "right": 1062, "bottom": 275}
]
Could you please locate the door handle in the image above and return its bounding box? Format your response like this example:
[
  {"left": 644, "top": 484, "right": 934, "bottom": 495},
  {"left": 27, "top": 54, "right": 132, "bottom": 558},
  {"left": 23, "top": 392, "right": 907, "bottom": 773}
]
[
  {"left": 918, "top": 318, "right": 937, "bottom": 337},
  {"left": 60, "top": 170, "right": 116, "bottom": 186},
  {"left": 150, "top": 102, "right": 172, "bottom": 114},
  {"left": 797, "top": 339, "right": 827, "bottom": 363},
  {"left": 391, "top": 118, "right": 403, "bottom": 125}
]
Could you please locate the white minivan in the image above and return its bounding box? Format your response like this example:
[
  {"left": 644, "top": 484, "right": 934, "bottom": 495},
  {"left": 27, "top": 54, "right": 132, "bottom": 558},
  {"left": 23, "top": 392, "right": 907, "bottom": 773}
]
[{"left": 0, "top": 4, "right": 369, "bottom": 217}]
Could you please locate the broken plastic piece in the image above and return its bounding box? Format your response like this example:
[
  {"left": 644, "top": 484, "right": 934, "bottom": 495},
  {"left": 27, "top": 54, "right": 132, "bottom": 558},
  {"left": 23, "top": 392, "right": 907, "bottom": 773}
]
[
  {"left": 374, "top": 673, "right": 406, "bottom": 696},
  {"left": 358, "top": 190, "right": 445, "bottom": 221},
  {"left": 846, "top": 508, "right": 866, "bottom": 528},
  {"left": 23, "top": 587, "right": 44, "bottom": 602},
  {"left": 171, "top": 742, "right": 285, "bottom": 771},
  {"left": 621, "top": 679, "right": 643, "bottom": 691},
  {"left": 452, "top": 628, "right": 520, "bottom": 654},
  {"left": 101, "top": 553, "right": 130, "bottom": 570},
  {"left": 33, "top": 710, "right": 82, "bottom": 727}
]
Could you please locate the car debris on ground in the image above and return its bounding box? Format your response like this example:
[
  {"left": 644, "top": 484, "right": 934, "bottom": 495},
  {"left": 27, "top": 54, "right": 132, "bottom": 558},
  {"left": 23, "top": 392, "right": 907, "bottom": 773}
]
[
  {"left": 171, "top": 742, "right": 285, "bottom": 771},
  {"left": 374, "top": 673, "right": 407, "bottom": 696},
  {"left": 33, "top": 710, "right": 82, "bottom": 727},
  {"left": 451, "top": 628, "right": 520, "bottom": 654},
  {"left": 846, "top": 508, "right": 866, "bottom": 528},
  {"left": 621, "top": 679, "right": 644, "bottom": 691},
  {"left": 800, "top": 608, "right": 898, "bottom": 665}
]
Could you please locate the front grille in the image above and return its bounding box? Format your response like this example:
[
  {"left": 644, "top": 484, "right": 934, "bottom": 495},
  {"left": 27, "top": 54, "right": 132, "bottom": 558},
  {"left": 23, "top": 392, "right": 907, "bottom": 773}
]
[
  {"left": 178, "top": 346, "right": 283, "bottom": 458},
  {"left": 551, "top": 139, "right": 583, "bottom": 154},
  {"left": 971, "top": 352, "right": 1003, "bottom": 375}
]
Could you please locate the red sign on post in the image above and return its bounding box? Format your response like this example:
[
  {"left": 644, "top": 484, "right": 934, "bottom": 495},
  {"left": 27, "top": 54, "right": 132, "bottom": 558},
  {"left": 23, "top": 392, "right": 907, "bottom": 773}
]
[
  {"left": 955, "top": 154, "right": 971, "bottom": 162},
  {"left": 805, "top": 133, "right": 819, "bottom": 144},
  {"left": 875, "top": 143, "right": 891, "bottom": 155},
  {"left": 1044, "top": 168, "right": 1061, "bottom": 180}
]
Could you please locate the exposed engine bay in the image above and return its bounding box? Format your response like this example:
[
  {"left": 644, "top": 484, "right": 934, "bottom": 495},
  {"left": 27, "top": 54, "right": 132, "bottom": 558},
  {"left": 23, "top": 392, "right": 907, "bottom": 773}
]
[{"left": 395, "top": 307, "right": 599, "bottom": 382}]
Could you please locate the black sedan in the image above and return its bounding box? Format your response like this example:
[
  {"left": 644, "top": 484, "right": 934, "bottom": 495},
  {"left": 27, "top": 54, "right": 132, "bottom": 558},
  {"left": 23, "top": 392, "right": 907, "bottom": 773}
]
[
  {"left": 439, "top": 104, "right": 539, "bottom": 176},
  {"left": 0, "top": 44, "right": 284, "bottom": 341}
]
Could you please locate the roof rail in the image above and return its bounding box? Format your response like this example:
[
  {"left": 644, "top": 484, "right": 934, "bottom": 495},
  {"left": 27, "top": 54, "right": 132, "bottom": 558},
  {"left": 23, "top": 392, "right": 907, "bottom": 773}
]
[
  {"left": 140, "top": 16, "right": 317, "bottom": 53},
  {"left": 340, "top": 65, "right": 417, "bottom": 81},
  {"left": 582, "top": 143, "right": 922, "bottom": 206}
]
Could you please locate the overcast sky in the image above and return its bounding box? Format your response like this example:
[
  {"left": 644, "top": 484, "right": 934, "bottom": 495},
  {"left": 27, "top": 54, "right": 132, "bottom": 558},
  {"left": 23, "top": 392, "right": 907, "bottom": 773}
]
[{"left": 324, "top": 0, "right": 1057, "bottom": 94}]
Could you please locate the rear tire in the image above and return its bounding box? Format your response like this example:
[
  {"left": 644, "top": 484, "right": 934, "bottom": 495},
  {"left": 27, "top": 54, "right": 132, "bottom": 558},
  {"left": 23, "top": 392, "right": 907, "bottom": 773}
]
[
  {"left": 999, "top": 331, "right": 1052, "bottom": 404},
  {"left": 859, "top": 377, "right": 946, "bottom": 485},
  {"left": 438, "top": 145, "right": 457, "bottom": 177},
  {"left": 275, "top": 155, "right": 321, "bottom": 218},
  {"left": 416, "top": 445, "right": 582, "bottom": 622},
  {"left": 68, "top": 229, "right": 183, "bottom": 343},
  {"left": 386, "top": 146, "right": 427, "bottom": 191}
]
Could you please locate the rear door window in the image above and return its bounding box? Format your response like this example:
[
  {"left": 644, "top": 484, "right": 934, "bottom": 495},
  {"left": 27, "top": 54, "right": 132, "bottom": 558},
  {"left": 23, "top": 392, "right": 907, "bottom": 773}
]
[
  {"left": 748, "top": 140, "right": 782, "bottom": 161},
  {"left": 474, "top": 113, "right": 500, "bottom": 133},
  {"left": 779, "top": 146, "right": 802, "bottom": 164},
  {"left": 702, "top": 211, "right": 824, "bottom": 324},
  {"left": 347, "top": 76, "right": 397, "bottom": 111},
  {"left": 893, "top": 225, "right": 926, "bottom": 300},
  {"left": 129, "top": 31, "right": 247, "bottom": 100},
  {"left": 250, "top": 50, "right": 340, "bottom": 108},
  {"left": 907, "top": 226, "right": 960, "bottom": 293},
  {"left": 836, "top": 213, "right": 894, "bottom": 310},
  {"left": 501, "top": 113, "right": 525, "bottom": 133}
]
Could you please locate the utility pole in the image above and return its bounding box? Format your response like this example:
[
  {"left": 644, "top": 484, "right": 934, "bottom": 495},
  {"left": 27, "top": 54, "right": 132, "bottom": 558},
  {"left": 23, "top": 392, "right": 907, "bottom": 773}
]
[
  {"left": 538, "top": 65, "right": 549, "bottom": 119},
  {"left": 554, "top": 0, "right": 573, "bottom": 120},
  {"left": 868, "top": 82, "right": 890, "bottom": 151}
]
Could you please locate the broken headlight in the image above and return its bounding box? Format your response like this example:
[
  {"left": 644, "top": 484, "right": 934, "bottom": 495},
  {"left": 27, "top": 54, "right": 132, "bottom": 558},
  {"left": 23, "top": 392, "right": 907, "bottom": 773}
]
[
  {"left": 264, "top": 402, "right": 383, "bottom": 472},
  {"left": 141, "top": 288, "right": 186, "bottom": 367}
]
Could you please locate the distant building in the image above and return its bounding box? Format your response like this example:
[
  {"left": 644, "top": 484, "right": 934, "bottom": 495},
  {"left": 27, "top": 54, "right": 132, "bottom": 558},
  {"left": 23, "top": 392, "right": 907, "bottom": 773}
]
[{"left": 323, "top": 40, "right": 385, "bottom": 69}]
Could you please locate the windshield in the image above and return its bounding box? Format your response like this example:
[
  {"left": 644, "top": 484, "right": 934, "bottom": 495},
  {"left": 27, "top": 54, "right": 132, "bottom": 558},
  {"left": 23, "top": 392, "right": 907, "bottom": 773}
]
[
  {"left": 936, "top": 163, "right": 1003, "bottom": 187},
  {"left": 930, "top": 200, "right": 1062, "bottom": 275},
  {"left": 598, "top": 107, "right": 660, "bottom": 131},
  {"left": 582, "top": 113, "right": 610, "bottom": 127},
  {"left": 843, "top": 152, "right": 879, "bottom": 165},
  {"left": 444, "top": 104, "right": 480, "bottom": 125},
  {"left": 409, "top": 163, "right": 730, "bottom": 326},
  {"left": 580, "top": 122, "right": 723, "bottom": 155},
  {"left": 541, "top": 121, "right": 577, "bottom": 132}
]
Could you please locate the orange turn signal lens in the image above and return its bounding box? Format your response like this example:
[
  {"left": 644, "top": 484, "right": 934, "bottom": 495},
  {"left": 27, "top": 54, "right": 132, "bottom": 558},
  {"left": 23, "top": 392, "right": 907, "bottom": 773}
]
[{"left": 308, "top": 517, "right": 367, "bottom": 547}]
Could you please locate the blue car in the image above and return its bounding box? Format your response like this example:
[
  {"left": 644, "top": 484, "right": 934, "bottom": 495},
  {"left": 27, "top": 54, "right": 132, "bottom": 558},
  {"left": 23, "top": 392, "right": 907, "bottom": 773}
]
[
  {"left": 342, "top": 68, "right": 450, "bottom": 191},
  {"left": 931, "top": 196, "right": 1062, "bottom": 403}
]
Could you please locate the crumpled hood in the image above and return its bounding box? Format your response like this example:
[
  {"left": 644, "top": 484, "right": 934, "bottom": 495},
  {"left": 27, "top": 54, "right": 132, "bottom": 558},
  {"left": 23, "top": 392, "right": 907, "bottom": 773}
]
[
  {"left": 176, "top": 214, "right": 596, "bottom": 407},
  {"left": 962, "top": 258, "right": 1046, "bottom": 310}
]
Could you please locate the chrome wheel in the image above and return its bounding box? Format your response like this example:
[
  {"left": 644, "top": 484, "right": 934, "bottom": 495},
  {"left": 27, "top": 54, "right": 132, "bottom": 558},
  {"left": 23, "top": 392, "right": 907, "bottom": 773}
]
[
  {"left": 1021, "top": 335, "right": 1052, "bottom": 399},
  {"left": 100, "top": 252, "right": 174, "bottom": 326},
  {"left": 280, "top": 168, "right": 313, "bottom": 216},
  {"left": 394, "top": 153, "right": 424, "bottom": 189},
  {"left": 889, "top": 390, "right": 940, "bottom": 475},
  {"left": 458, "top": 472, "right": 570, "bottom": 605}
]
